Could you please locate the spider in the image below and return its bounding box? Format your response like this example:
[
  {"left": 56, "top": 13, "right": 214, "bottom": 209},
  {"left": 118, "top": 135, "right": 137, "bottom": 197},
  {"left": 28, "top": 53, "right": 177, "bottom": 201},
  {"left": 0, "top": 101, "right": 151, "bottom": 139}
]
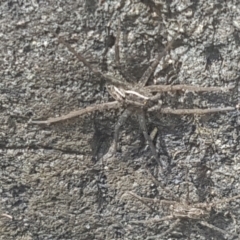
[
  {"left": 124, "top": 180, "right": 240, "bottom": 240},
  {"left": 31, "top": 22, "right": 237, "bottom": 174},
  {"left": 125, "top": 191, "right": 240, "bottom": 239}
]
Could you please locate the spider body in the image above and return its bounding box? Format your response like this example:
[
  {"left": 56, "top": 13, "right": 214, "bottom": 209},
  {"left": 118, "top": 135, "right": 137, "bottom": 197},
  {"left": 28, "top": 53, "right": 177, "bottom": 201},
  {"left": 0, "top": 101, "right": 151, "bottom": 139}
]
[{"left": 168, "top": 202, "right": 209, "bottom": 220}]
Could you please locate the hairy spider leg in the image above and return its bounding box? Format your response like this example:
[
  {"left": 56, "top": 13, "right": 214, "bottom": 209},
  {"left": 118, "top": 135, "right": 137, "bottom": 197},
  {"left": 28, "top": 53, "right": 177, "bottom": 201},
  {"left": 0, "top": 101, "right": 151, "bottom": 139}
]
[
  {"left": 148, "top": 106, "right": 236, "bottom": 115},
  {"left": 31, "top": 101, "right": 120, "bottom": 124}
]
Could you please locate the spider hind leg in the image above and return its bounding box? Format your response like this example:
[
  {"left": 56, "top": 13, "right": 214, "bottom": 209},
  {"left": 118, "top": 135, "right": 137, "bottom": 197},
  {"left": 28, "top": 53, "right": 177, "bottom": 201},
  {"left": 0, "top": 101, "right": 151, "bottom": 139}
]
[
  {"left": 112, "top": 109, "right": 132, "bottom": 153},
  {"left": 138, "top": 110, "right": 165, "bottom": 173}
]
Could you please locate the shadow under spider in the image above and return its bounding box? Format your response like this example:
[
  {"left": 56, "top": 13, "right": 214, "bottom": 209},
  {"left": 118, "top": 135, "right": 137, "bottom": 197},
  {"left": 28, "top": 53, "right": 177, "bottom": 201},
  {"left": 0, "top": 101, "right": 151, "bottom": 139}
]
[{"left": 31, "top": 21, "right": 238, "bottom": 176}]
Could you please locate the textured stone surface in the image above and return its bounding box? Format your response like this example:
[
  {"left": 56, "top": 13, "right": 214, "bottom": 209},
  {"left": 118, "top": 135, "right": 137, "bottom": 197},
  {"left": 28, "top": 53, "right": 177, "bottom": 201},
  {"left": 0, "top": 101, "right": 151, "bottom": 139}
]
[{"left": 0, "top": 0, "right": 239, "bottom": 239}]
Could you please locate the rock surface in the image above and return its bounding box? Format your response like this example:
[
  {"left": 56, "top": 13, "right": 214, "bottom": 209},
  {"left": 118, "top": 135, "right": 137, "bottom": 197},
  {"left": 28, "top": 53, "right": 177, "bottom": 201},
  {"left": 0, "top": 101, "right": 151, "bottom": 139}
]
[{"left": 0, "top": 0, "right": 239, "bottom": 239}]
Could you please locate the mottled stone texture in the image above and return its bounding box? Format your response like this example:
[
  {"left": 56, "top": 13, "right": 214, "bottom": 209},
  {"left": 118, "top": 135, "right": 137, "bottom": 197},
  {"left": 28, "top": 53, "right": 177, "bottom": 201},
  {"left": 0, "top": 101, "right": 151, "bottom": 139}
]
[{"left": 0, "top": 0, "right": 239, "bottom": 239}]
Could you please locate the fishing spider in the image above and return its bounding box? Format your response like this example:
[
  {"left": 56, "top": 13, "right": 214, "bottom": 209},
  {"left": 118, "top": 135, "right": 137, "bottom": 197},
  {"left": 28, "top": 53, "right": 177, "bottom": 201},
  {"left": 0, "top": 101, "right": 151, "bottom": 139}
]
[
  {"left": 31, "top": 23, "right": 236, "bottom": 173},
  {"left": 125, "top": 189, "right": 240, "bottom": 239}
]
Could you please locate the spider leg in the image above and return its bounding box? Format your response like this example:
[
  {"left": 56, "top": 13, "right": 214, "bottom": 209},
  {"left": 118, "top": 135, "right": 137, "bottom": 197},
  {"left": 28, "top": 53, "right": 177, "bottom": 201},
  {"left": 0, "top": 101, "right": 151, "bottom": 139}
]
[
  {"left": 126, "top": 191, "right": 176, "bottom": 207},
  {"left": 138, "top": 34, "right": 176, "bottom": 87},
  {"left": 184, "top": 167, "right": 190, "bottom": 205},
  {"left": 148, "top": 106, "right": 236, "bottom": 115},
  {"left": 114, "top": 19, "right": 121, "bottom": 67},
  {"left": 146, "top": 219, "right": 181, "bottom": 240},
  {"left": 112, "top": 109, "right": 132, "bottom": 153},
  {"left": 145, "top": 84, "right": 234, "bottom": 93},
  {"left": 31, "top": 101, "right": 120, "bottom": 125},
  {"left": 199, "top": 221, "right": 230, "bottom": 238},
  {"left": 126, "top": 191, "right": 156, "bottom": 206},
  {"left": 1, "top": 213, "right": 12, "bottom": 220},
  {"left": 138, "top": 110, "right": 164, "bottom": 170},
  {"left": 130, "top": 215, "right": 175, "bottom": 225},
  {"left": 192, "top": 194, "right": 240, "bottom": 217},
  {"left": 196, "top": 195, "right": 240, "bottom": 238}
]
